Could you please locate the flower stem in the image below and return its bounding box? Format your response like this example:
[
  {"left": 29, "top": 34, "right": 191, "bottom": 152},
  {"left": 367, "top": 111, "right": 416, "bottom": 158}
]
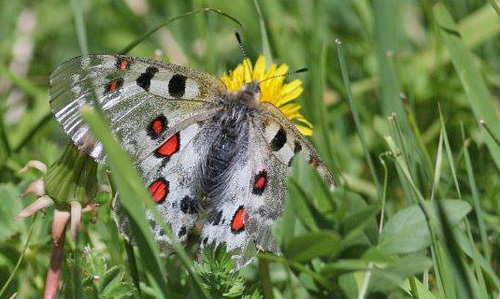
[{"left": 44, "top": 226, "right": 66, "bottom": 299}]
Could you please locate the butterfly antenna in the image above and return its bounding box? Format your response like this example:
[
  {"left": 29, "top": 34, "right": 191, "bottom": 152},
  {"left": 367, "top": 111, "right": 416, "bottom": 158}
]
[
  {"left": 259, "top": 67, "right": 308, "bottom": 84},
  {"left": 235, "top": 32, "right": 253, "bottom": 82}
]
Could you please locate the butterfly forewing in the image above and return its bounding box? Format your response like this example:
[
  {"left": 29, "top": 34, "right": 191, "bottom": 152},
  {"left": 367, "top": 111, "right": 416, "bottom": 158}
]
[
  {"left": 258, "top": 102, "right": 336, "bottom": 189},
  {"left": 49, "top": 54, "right": 226, "bottom": 162}
]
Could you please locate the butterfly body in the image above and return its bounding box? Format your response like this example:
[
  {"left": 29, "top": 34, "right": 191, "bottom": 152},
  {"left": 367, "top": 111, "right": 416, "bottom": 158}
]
[{"left": 49, "top": 54, "right": 335, "bottom": 268}]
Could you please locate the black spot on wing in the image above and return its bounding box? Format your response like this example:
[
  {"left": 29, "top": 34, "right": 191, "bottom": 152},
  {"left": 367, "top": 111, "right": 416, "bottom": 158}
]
[
  {"left": 288, "top": 141, "right": 303, "bottom": 166},
  {"left": 178, "top": 226, "right": 186, "bottom": 237},
  {"left": 212, "top": 210, "right": 223, "bottom": 225},
  {"left": 168, "top": 74, "right": 187, "bottom": 98},
  {"left": 180, "top": 196, "right": 197, "bottom": 214},
  {"left": 136, "top": 66, "right": 158, "bottom": 91},
  {"left": 294, "top": 141, "right": 302, "bottom": 153},
  {"left": 270, "top": 127, "right": 287, "bottom": 151}
]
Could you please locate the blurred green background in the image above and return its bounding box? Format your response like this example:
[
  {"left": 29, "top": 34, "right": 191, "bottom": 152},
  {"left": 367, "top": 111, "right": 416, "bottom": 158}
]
[{"left": 1, "top": 0, "right": 500, "bottom": 298}]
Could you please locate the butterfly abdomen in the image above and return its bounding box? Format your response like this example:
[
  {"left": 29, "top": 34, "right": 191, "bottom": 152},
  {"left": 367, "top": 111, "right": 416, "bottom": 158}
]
[{"left": 200, "top": 110, "right": 249, "bottom": 201}]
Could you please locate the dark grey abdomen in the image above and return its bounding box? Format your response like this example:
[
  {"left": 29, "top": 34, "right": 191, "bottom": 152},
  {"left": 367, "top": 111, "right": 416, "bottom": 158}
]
[{"left": 199, "top": 112, "right": 249, "bottom": 200}]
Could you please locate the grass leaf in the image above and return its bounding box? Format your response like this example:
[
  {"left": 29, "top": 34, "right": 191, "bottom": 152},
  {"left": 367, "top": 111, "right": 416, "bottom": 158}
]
[{"left": 434, "top": 3, "right": 500, "bottom": 170}]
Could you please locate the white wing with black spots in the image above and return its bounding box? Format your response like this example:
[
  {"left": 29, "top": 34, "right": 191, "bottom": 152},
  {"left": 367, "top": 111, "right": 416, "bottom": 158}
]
[
  {"left": 258, "top": 102, "right": 336, "bottom": 189},
  {"left": 115, "top": 120, "right": 218, "bottom": 250},
  {"left": 200, "top": 119, "right": 290, "bottom": 268},
  {"left": 49, "top": 54, "right": 226, "bottom": 163},
  {"left": 50, "top": 54, "right": 337, "bottom": 269}
]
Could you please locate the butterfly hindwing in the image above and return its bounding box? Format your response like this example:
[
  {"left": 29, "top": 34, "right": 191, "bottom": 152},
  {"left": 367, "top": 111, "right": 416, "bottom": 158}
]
[
  {"left": 114, "top": 120, "right": 218, "bottom": 249},
  {"left": 200, "top": 116, "right": 290, "bottom": 268},
  {"left": 49, "top": 54, "right": 226, "bottom": 162},
  {"left": 143, "top": 121, "right": 217, "bottom": 247}
]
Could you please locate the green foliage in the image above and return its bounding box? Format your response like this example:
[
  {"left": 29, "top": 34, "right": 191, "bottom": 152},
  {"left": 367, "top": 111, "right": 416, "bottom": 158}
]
[
  {"left": 379, "top": 200, "right": 471, "bottom": 254},
  {"left": 77, "top": 246, "right": 135, "bottom": 298},
  {"left": 1, "top": 0, "right": 500, "bottom": 298},
  {"left": 192, "top": 248, "right": 262, "bottom": 299}
]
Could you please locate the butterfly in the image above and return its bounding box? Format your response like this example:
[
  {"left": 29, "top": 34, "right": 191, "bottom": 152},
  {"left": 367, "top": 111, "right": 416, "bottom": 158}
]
[{"left": 49, "top": 52, "right": 336, "bottom": 268}]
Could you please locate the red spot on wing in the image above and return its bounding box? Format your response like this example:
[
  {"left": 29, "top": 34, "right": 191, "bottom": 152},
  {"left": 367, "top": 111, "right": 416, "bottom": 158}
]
[
  {"left": 309, "top": 156, "right": 320, "bottom": 168},
  {"left": 155, "top": 133, "right": 180, "bottom": 157},
  {"left": 105, "top": 78, "right": 123, "bottom": 93},
  {"left": 148, "top": 178, "right": 169, "bottom": 203},
  {"left": 252, "top": 170, "right": 267, "bottom": 195},
  {"left": 148, "top": 115, "right": 167, "bottom": 138},
  {"left": 119, "top": 58, "right": 130, "bottom": 70},
  {"left": 152, "top": 120, "right": 163, "bottom": 135},
  {"left": 231, "top": 206, "right": 246, "bottom": 233},
  {"left": 107, "top": 80, "right": 118, "bottom": 92},
  {"left": 255, "top": 176, "right": 266, "bottom": 189}
]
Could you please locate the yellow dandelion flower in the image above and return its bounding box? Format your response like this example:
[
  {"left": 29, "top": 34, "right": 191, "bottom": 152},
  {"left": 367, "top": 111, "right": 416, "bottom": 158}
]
[{"left": 221, "top": 55, "right": 313, "bottom": 136}]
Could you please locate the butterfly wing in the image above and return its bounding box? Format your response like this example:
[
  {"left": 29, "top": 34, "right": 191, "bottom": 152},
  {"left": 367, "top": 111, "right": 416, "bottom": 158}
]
[
  {"left": 49, "top": 54, "right": 226, "bottom": 163},
  {"left": 115, "top": 120, "right": 219, "bottom": 250},
  {"left": 50, "top": 55, "right": 226, "bottom": 248},
  {"left": 199, "top": 121, "right": 278, "bottom": 267},
  {"left": 199, "top": 103, "right": 335, "bottom": 268},
  {"left": 257, "top": 102, "right": 336, "bottom": 188}
]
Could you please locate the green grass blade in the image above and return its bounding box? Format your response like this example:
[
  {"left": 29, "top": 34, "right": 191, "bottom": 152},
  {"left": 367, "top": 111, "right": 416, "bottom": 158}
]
[
  {"left": 0, "top": 215, "right": 37, "bottom": 298},
  {"left": 13, "top": 113, "right": 52, "bottom": 153},
  {"left": 70, "top": 0, "right": 88, "bottom": 55},
  {"left": 124, "top": 241, "right": 142, "bottom": 296},
  {"left": 81, "top": 106, "right": 212, "bottom": 299},
  {"left": 487, "top": 0, "right": 500, "bottom": 18},
  {"left": 434, "top": 3, "right": 500, "bottom": 171},
  {"left": 435, "top": 200, "right": 475, "bottom": 299},
  {"left": 437, "top": 105, "right": 462, "bottom": 199},
  {"left": 374, "top": 0, "right": 403, "bottom": 118},
  {"left": 461, "top": 124, "right": 490, "bottom": 261},
  {"left": 81, "top": 107, "right": 169, "bottom": 297},
  {"left": 0, "top": 107, "right": 11, "bottom": 157},
  {"left": 253, "top": 0, "right": 273, "bottom": 62},
  {"left": 258, "top": 258, "right": 274, "bottom": 299},
  {"left": 387, "top": 115, "right": 417, "bottom": 204},
  {"left": 430, "top": 129, "right": 444, "bottom": 201},
  {"left": 454, "top": 229, "right": 500, "bottom": 290},
  {"left": 70, "top": 235, "right": 84, "bottom": 298},
  {"left": 464, "top": 222, "right": 488, "bottom": 298},
  {"left": 336, "top": 39, "right": 381, "bottom": 199}
]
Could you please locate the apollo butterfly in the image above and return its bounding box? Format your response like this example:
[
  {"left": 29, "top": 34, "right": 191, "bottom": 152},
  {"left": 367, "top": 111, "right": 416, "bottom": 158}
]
[{"left": 49, "top": 44, "right": 335, "bottom": 268}]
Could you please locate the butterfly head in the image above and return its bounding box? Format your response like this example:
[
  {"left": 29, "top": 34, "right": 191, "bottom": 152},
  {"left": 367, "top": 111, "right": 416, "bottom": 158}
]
[
  {"left": 227, "top": 81, "right": 261, "bottom": 106},
  {"left": 242, "top": 81, "right": 261, "bottom": 101}
]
